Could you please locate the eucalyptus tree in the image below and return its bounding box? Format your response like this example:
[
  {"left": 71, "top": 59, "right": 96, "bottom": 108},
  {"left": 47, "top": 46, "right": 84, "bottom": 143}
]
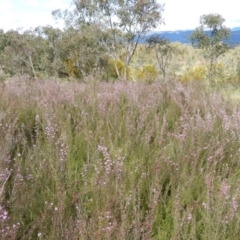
[
  {"left": 56, "top": 0, "right": 165, "bottom": 80},
  {"left": 56, "top": 24, "right": 107, "bottom": 79},
  {"left": 34, "top": 26, "right": 63, "bottom": 77},
  {"left": 0, "top": 29, "right": 8, "bottom": 72},
  {"left": 1, "top": 30, "right": 41, "bottom": 78},
  {"left": 190, "top": 14, "right": 231, "bottom": 84},
  {"left": 147, "top": 36, "right": 178, "bottom": 80}
]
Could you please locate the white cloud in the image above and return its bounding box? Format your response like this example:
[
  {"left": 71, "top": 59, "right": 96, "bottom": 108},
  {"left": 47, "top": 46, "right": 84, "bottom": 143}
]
[
  {"left": 0, "top": 0, "right": 70, "bottom": 31},
  {"left": 13, "top": 13, "right": 57, "bottom": 30},
  {"left": 26, "top": 0, "right": 41, "bottom": 7},
  {"left": 160, "top": 0, "right": 240, "bottom": 30},
  {"left": 0, "top": 0, "right": 13, "bottom": 13},
  {"left": 0, "top": 1, "right": 16, "bottom": 30},
  {"left": 42, "top": 0, "right": 69, "bottom": 10},
  {"left": 0, "top": 0, "right": 239, "bottom": 31}
]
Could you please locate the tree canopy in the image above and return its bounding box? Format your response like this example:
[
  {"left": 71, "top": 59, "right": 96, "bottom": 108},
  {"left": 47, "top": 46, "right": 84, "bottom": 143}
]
[{"left": 190, "top": 13, "right": 231, "bottom": 83}]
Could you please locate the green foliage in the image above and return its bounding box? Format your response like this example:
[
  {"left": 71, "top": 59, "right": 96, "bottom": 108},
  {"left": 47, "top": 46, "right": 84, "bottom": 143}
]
[
  {"left": 134, "top": 64, "right": 157, "bottom": 82},
  {"left": 147, "top": 36, "right": 178, "bottom": 79},
  {"left": 175, "top": 65, "right": 208, "bottom": 82},
  {"left": 190, "top": 14, "right": 231, "bottom": 85},
  {"left": 107, "top": 58, "right": 125, "bottom": 79},
  {"left": 33, "top": 26, "right": 63, "bottom": 77},
  {"left": 57, "top": 25, "right": 107, "bottom": 80},
  {"left": 1, "top": 10, "right": 240, "bottom": 85},
  {"left": 68, "top": 0, "right": 165, "bottom": 80}
]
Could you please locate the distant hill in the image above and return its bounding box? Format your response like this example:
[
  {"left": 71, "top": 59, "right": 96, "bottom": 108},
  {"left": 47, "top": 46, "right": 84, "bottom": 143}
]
[
  {"left": 232, "top": 27, "right": 240, "bottom": 31},
  {"left": 142, "top": 28, "right": 240, "bottom": 45}
]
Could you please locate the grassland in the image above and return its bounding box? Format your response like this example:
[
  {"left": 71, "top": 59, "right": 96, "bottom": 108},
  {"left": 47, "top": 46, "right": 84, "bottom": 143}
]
[{"left": 1, "top": 77, "right": 240, "bottom": 239}]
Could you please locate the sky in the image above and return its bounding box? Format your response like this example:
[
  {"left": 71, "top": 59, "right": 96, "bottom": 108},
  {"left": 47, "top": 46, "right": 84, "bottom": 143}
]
[
  {"left": 161, "top": 0, "right": 240, "bottom": 31},
  {"left": 0, "top": 0, "right": 240, "bottom": 32},
  {"left": 0, "top": 0, "right": 71, "bottom": 31}
]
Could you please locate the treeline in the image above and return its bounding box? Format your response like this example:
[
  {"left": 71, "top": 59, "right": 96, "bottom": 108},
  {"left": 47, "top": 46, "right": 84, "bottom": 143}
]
[
  {"left": 0, "top": 0, "right": 165, "bottom": 81},
  {"left": 0, "top": 1, "right": 238, "bottom": 84},
  {"left": 0, "top": 25, "right": 111, "bottom": 80}
]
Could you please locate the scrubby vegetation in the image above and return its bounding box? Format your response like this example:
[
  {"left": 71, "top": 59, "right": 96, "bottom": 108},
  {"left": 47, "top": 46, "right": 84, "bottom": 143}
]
[
  {"left": 0, "top": 1, "right": 239, "bottom": 86},
  {"left": 1, "top": 1, "right": 240, "bottom": 239},
  {"left": 1, "top": 78, "right": 240, "bottom": 239}
]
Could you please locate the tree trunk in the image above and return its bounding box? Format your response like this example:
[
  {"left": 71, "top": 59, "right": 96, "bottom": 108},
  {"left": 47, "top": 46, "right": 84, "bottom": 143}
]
[{"left": 28, "top": 55, "right": 37, "bottom": 79}]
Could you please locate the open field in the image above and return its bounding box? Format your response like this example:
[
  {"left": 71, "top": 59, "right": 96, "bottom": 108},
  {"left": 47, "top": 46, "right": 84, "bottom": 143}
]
[{"left": 1, "top": 78, "right": 240, "bottom": 239}]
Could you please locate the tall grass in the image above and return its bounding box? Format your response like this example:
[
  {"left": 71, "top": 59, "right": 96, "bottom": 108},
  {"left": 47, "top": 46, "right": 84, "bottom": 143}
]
[{"left": 1, "top": 77, "right": 240, "bottom": 239}]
